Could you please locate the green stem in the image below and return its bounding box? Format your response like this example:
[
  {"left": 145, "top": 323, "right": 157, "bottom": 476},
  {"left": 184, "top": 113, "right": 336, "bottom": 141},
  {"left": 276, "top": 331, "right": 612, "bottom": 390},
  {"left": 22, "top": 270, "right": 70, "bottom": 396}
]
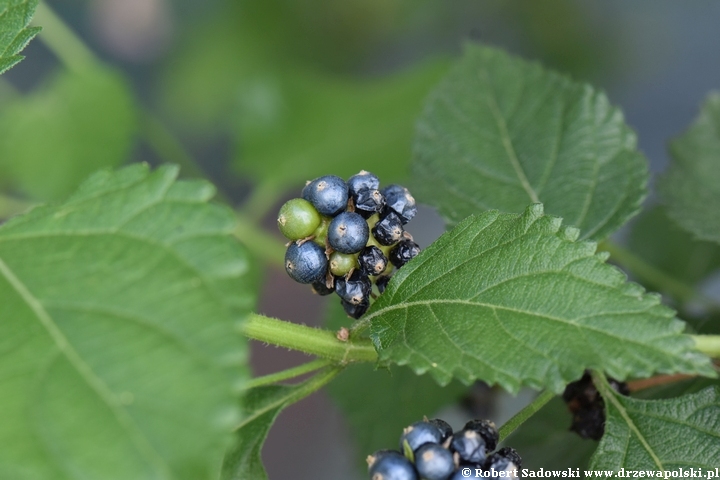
[
  {"left": 234, "top": 366, "right": 343, "bottom": 432},
  {"left": 691, "top": 335, "right": 720, "bottom": 359},
  {"left": 498, "top": 390, "right": 555, "bottom": 441},
  {"left": 245, "top": 359, "right": 331, "bottom": 389},
  {"left": 32, "top": 2, "right": 96, "bottom": 71},
  {"left": 599, "top": 241, "right": 720, "bottom": 312},
  {"left": 234, "top": 213, "right": 287, "bottom": 266},
  {"left": 243, "top": 313, "right": 378, "bottom": 364}
]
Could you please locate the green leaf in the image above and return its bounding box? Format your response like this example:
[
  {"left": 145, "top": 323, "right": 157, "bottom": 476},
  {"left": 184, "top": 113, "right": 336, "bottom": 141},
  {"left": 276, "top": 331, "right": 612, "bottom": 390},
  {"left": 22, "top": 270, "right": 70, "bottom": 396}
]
[
  {"left": 660, "top": 92, "right": 720, "bottom": 245},
  {"left": 590, "top": 381, "right": 720, "bottom": 471},
  {"left": 0, "top": 0, "right": 40, "bottom": 75},
  {"left": 362, "top": 204, "right": 714, "bottom": 394},
  {"left": 412, "top": 43, "right": 647, "bottom": 241},
  {"left": 0, "top": 164, "right": 255, "bottom": 480},
  {"left": 0, "top": 66, "right": 137, "bottom": 201},
  {"left": 325, "top": 299, "right": 465, "bottom": 466},
  {"left": 628, "top": 206, "right": 720, "bottom": 289},
  {"left": 221, "top": 368, "right": 341, "bottom": 480}
]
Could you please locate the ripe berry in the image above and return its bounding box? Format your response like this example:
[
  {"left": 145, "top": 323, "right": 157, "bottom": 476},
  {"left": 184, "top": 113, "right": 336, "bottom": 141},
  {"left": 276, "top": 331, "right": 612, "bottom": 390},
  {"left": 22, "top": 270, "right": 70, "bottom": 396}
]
[
  {"left": 485, "top": 454, "right": 519, "bottom": 478},
  {"left": 328, "top": 211, "right": 369, "bottom": 254},
  {"left": 428, "top": 419, "right": 453, "bottom": 443},
  {"left": 492, "top": 447, "right": 522, "bottom": 470},
  {"left": 399, "top": 421, "right": 443, "bottom": 452},
  {"left": 302, "top": 175, "right": 349, "bottom": 216},
  {"left": 367, "top": 450, "right": 418, "bottom": 480},
  {"left": 414, "top": 443, "right": 454, "bottom": 480},
  {"left": 354, "top": 188, "right": 385, "bottom": 218},
  {"left": 348, "top": 170, "right": 380, "bottom": 196},
  {"left": 373, "top": 211, "right": 404, "bottom": 246},
  {"left": 342, "top": 298, "right": 370, "bottom": 319},
  {"left": 335, "top": 270, "right": 372, "bottom": 306},
  {"left": 450, "top": 429, "right": 486, "bottom": 464},
  {"left": 311, "top": 280, "right": 334, "bottom": 296},
  {"left": 389, "top": 240, "right": 420, "bottom": 268},
  {"left": 463, "top": 419, "right": 499, "bottom": 452},
  {"left": 284, "top": 241, "right": 328, "bottom": 284},
  {"left": 277, "top": 198, "right": 321, "bottom": 240},
  {"left": 382, "top": 185, "right": 417, "bottom": 224},
  {"left": 358, "top": 246, "right": 388, "bottom": 276},
  {"left": 376, "top": 275, "right": 391, "bottom": 294},
  {"left": 330, "top": 251, "right": 358, "bottom": 277}
]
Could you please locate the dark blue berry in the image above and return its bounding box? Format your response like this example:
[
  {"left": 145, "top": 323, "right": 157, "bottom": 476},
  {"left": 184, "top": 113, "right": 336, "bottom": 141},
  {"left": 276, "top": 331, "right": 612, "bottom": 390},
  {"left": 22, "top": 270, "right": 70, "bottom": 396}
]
[
  {"left": 311, "top": 280, "right": 334, "bottom": 296},
  {"left": 414, "top": 443, "right": 454, "bottom": 480},
  {"left": 354, "top": 188, "right": 385, "bottom": 217},
  {"left": 399, "top": 421, "right": 443, "bottom": 452},
  {"left": 491, "top": 447, "right": 522, "bottom": 470},
  {"left": 376, "top": 275, "right": 391, "bottom": 294},
  {"left": 463, "top": 420, "right": 499, "bottom": 452},
  {"left": 302, "top": 175, "right": 349, "bottom": 216},
  {"left": 372, "top": 211, "right": 404, "bottom": 246},
  {"left": 382, "top": 185, "right": 417, "bottom": 224},
  {"left": 328, "top": 211, "right": 369, "bottom": 254},
  {"left": 335, "top": 270, "right": 372, "bottom": 305},
  {"left": 451, "top": 429, "right": 486, "bottom": 464},
  {"left": 367, "top": 450, "right": 418, "bottom": 480},
  {"left": 389, "top": 240, "right": 420, "bottom": 268},
  {"left": 284, "top": 241, "right": 328, "bottom": 284},
  {"left": 358, "top": 246, "right": 388, "bottom": 276},
  {"left": 348, "top": 170, "right": 380, "bottom": 196},
  {"left": 342, "top": 298, "right": 370, "bottom": 319},
  {"left": 428, "top": 419, "right": 453, "bottom": 443},
  {"left": 484, "top": 454, "right": 519, "bottom": 477}
]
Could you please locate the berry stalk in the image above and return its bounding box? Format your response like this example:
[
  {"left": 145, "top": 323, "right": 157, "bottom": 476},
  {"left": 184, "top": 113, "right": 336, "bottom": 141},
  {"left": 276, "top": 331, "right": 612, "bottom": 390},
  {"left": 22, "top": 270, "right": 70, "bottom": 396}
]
[
  {"left": 243, "top": 313, "right": 378, "bottom": 364},
  {"left": 497, "top": 389, "right": 555, "bottom": 442}
]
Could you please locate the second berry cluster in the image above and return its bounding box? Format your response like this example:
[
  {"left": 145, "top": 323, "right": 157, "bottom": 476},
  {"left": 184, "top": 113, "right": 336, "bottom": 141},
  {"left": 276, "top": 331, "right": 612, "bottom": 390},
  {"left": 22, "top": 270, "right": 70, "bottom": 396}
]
[
  {"left": 367, "top": 418, "right": 522, "bottom": 480},
  {"left": 277, "top": 171, "right": 421, "bottom": 319}
]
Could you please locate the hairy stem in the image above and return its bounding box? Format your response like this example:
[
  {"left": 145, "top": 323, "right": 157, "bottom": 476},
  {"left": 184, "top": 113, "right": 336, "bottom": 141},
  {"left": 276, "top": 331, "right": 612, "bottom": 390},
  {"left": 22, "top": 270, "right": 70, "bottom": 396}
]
[
  {"left": 498, "top": 390, "right": 555, "bottom": 442},
  {"left": 691, "top": 334, "right": 720, "bottom": 359},
  {"left": 600, "top": 241, "right": 720, "bottom": 312},
  {"left": 243, "top": 313, "right": 378, "bottom": 364},
  {"left": 245, "top": 359, "right": 332, "bottom": 389}
]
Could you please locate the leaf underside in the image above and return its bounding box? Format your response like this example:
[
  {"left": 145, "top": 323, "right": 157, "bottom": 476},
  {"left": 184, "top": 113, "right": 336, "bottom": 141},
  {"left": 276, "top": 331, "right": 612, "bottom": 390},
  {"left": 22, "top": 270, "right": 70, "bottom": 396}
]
[
  {"left": 660, "top": 92, "right": 720, "bottom": 245},
  {"left": 365, "top": 204, "right": 714, "bottom": 394},
  {"left": 0, "top": 164, "right": 255, "bottom": 480},
  {"left": 0, "top": 0, "right": 40, "bottom": 75},
  {"left": 590, "top": 386, "right": 720, "bottom": 471},
  {"left": 412, "top": 43, "right": 647, "bottom": 241}
]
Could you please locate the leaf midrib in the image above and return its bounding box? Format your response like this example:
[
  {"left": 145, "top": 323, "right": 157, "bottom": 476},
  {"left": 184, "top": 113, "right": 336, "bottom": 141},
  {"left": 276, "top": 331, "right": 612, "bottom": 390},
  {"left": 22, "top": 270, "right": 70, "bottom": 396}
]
[{"left": 0, "top": 256, "right": 175, "bottom": 479}]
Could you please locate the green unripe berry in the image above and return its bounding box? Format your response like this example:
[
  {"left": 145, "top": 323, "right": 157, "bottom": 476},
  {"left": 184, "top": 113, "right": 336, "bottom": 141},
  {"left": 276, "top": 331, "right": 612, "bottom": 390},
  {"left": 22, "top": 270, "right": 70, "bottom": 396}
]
[
  {"left": 277, "top": 198, "right": 321, "bottom": 240},
  {"left": 329, "top": 251, "right": 357, "bottom": 276},
  {"left": 312, "top": 215, "right": 332, "bottom": 247}
]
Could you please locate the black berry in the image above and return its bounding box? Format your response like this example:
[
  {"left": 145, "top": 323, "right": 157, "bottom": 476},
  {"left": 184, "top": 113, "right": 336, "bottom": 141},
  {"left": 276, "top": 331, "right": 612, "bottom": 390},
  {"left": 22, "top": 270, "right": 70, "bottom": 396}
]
[
  {"left": 373, "top": 210, "right": 404, "bottom": 246},
  {"left": 428, "top": 418, "right": 453, "bottom": 443},
  {"left": 414, "top": 443, "right": 454, "bottom": 480},
  {"left": 492, "top": 447, "right": 522, "bottom": 470},
  {"left": 354, "top": 188, "right": 385, "bottom": 217},
  {"left": 335, "top": 270, "right": 372, "bottom": 306},
  {"left": 451, "top": 429, "right": 486, "bottom": 464},
  {"left": 284, "top": 241, "right": 327, "bottom": 284},
  {"left": 399, "top": 421, "right": 442, "bottom": 452},
  {"left": 562, "top": 372, "right": 629, "bottom": 440},
  {"left": 463, "top": 419, "right": 499, "bottom": 452},
  {"left": 382, "top": 184, "right": 417, "bottom": 224},
  {"left": 311, "top": 280, "right": 334, "bottom": 296},
  {"left": 376, "top": 275, "right": 391, "bottom": 294},
  {"left": 348, "top": 170, "right": 380, "bottom": 196},
  {"left": 328, "top": 211, "right": 369, "bottom": 254},
  {"left": 389, "top": 240, "right": 420, "bottom": 268},
  {"left": 358, "top": 246, "right": 388, "bottom": 276},
  {"left": 342, "top": 298, "right": 370, "bottom": 319},
  {"left": 302, "top": 175, "right": 349, "bottom": 216}
]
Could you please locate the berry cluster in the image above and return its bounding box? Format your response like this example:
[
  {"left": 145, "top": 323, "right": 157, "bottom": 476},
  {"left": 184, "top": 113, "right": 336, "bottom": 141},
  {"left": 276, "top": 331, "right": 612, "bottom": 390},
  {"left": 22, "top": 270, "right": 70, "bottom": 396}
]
[
  {"left": 562, "top": 372, "right": 630, "bottom": 440},
  {"left": 278, "top": 171, "right": 421, "bottom": 319},
  {"left": 367, "top": 418, "right": 522, "bottom": 480}
]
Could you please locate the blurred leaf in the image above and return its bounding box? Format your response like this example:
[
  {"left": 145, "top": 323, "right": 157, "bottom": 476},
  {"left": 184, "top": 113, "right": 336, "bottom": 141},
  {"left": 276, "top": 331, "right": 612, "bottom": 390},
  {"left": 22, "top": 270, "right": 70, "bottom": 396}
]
[
  {"left": 504, "top": 396, "right": 597, "bottom": 471},
  {"left": 660, "top": 92, "right": 720, "bottom": 245},
  {"left": 0, "top": 164, "right": 255, "bottom": 479},
  {"left": 412, "top": 43, "right": 647, "bottom": 241},
  {"left": 590, "top": 383, "right": 720, "bottom": 471},
  {"left": 325, "top": 301, "right": 465, "bottom": 466},
  {"left": 221, "top": 368, "right": 340, "bottom": 480},
  {"left": 0, "top": 0, "right": 40, "bottom": 75},
  {"left": 364, "top": 205, "right": 714, "bottom": 394},
  {"left": 628, "top": 206, "right": 720, "bottom": 289},
  {"left": 634, "top": 377, "right": 720, "bottom": 400},
  {"left": 0, "top": 66, "right": 136, "bottom": 201}
]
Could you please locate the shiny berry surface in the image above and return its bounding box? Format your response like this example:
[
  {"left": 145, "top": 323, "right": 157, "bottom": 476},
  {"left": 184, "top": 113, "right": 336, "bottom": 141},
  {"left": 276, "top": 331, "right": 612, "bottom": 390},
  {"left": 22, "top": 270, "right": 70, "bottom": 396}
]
[
  {"left": 414, "top": 443, "right": 454, "bottom": 480},
  {"left": 382, "top": 184, "right": 417, "bottom": 224},
  {"left": 302, "top": 175, "right": 349, "bottom": 216},
  {"left": 328, "top": 211, "right": 369, "bottom": 254},
  {"left": 277, "top": 198, "right": 321, "bottom": 240},
  {"left": 284, "top": 241, "right": 327, "bottom": 284}
]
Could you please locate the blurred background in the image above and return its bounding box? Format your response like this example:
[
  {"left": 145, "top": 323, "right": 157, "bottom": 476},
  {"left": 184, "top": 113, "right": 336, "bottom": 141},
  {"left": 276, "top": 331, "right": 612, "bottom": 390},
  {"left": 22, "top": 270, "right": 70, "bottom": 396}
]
[{"left": 1, "top": 1, "right": 719, "bottom": 478}]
